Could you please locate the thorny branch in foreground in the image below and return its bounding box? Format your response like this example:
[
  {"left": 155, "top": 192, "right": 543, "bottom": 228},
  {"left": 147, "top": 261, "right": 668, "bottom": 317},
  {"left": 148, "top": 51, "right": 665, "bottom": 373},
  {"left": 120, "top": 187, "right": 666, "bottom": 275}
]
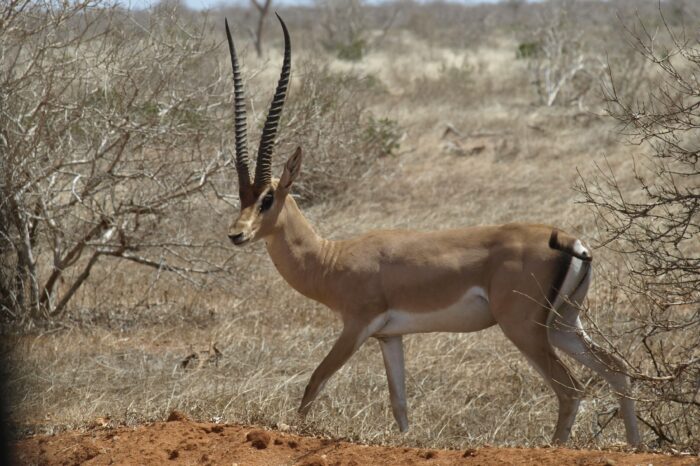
[{"left": 577, "top": 9, "right": 699, "bottom": 449}]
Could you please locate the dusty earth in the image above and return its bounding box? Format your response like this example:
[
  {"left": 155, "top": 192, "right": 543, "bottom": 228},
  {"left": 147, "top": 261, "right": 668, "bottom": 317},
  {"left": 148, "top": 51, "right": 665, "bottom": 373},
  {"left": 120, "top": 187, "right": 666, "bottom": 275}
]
[{"left": 12, "top": 412, "right": 698, "bottom": 466}]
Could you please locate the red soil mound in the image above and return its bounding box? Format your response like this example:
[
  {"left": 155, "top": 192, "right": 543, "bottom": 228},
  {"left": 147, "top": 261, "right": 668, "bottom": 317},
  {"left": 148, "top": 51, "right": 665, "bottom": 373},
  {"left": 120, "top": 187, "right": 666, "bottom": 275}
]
[{"left": 13, "top": 415, "right": 696, "bottom": 465}]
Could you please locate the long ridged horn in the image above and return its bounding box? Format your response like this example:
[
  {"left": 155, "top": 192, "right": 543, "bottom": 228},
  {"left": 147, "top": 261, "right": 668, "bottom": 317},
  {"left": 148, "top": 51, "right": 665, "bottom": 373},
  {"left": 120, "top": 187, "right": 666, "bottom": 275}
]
[
  {"left": 254, "top": 13, "right": 291, "bottom": 189},
  {"left": 225, "top": 18, "right": 253, "bottom": 199}
]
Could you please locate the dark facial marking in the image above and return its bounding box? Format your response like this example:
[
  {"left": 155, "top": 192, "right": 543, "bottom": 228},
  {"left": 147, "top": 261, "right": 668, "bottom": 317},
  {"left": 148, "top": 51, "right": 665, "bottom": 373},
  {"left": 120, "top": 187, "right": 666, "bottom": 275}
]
[{"left": 260, "top": 190, "right": 274, "bottom": 212}]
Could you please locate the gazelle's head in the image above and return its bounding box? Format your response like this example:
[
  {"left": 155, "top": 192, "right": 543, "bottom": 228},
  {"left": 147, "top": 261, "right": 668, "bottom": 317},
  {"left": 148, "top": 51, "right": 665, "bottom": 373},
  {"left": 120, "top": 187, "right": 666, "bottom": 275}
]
[{"left": 225, "top": 15, "right": 302, "bottom": 246}]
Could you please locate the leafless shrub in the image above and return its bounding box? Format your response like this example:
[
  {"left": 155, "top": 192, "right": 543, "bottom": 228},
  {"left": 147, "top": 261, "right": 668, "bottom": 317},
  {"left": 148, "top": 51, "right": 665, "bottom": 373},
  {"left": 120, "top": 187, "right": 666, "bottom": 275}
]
[
  {"left": 522, "top": 1, "right": 604, "bottom": 108},
  {"left": 399, "top": 2, "right": 489, "bottom": 50},
  {"left": 577, "top": 12, "right": 699, "bottom": 449},
  {"left": 409, "top": 63, "right": 475, "bottom": 106},
  {"left": 315, "top": 0, "right": 398, "bottom": 61},
  {"left": 249, "top": 0, "right": 272, "bottom": 57},
  {"left": 274, "top": 62, "right": 401, "bottom": 204},
  {"left": 0, "top": 0, "right": 233, "bottom": 322}
]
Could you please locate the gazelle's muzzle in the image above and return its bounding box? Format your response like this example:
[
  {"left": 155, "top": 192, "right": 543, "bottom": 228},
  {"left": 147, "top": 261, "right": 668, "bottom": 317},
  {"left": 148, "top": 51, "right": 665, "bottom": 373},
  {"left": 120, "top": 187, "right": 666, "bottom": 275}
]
[
  {"left": 228, "top": 204, "right": 260, "bottom": 246},
  {"left": 228, "top": 221, "right": 252, "bottom": 246},
  {"left": 228, "top": 232, "right": 248, "bottom": 245}
]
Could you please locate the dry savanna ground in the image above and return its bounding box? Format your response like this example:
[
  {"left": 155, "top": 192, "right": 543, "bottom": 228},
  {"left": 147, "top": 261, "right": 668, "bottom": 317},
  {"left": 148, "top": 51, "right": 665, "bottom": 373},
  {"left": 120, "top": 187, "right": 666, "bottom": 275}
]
[
  {"left": 13, "top": 411, "right": 699, "bottom": 465},
  {"left": 5, "top": 0, "right": 699, "bottom": 464}
]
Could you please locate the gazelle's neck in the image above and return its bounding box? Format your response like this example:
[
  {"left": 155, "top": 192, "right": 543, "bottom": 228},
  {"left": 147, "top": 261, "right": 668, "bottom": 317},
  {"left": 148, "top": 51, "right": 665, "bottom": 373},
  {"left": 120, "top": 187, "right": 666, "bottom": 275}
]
[{"left": 264, "top": 197, "right": 332, "bottom": 304}]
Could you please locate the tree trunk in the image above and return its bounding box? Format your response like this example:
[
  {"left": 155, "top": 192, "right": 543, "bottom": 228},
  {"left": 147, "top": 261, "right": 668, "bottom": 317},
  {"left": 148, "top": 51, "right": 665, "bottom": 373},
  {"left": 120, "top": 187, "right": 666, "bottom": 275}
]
[{"left": 251, "top": 0, "right": 272, "bottom": 57}]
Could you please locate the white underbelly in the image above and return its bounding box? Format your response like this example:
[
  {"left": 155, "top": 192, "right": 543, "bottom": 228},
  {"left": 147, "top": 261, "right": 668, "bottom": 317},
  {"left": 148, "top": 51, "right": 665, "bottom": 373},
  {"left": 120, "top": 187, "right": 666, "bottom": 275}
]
[{"left": 374, "top": 287, "right": 495, "bottom": 336}]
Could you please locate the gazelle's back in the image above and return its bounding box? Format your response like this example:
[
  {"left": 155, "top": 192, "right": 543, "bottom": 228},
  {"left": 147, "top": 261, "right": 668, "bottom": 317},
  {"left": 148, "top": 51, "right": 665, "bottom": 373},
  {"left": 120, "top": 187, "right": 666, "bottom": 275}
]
[{"left": 332, "top": 223, "right": 564, "bottom": 314}]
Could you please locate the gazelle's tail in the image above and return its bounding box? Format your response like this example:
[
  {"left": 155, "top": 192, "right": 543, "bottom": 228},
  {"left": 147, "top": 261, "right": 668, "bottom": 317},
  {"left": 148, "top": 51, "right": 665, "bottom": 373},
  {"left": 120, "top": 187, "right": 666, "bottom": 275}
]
[{"left": 549, "top": 230, "right": 592, "bottom": 262}]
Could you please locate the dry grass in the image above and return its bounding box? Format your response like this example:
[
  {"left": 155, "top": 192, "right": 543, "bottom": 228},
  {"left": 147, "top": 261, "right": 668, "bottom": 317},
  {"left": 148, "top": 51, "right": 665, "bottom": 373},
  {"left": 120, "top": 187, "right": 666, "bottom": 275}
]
[{"left": 5, "top": 0, "right": 696, "bottom": 452}]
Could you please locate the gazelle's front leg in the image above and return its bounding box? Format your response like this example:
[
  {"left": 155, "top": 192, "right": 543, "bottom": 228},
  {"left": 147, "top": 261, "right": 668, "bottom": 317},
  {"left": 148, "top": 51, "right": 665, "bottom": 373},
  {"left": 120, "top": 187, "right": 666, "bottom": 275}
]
[
  {"left": 298, "top": 322, "right": 371, "bottom": 416},
  {"left": 378, "top": 335, "right": 409, "bottom": 432}
]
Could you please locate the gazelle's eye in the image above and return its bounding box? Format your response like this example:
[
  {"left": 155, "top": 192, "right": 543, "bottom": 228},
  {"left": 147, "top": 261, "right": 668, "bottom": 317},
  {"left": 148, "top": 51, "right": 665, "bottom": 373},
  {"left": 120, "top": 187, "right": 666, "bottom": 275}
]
[{"left": 260, "top": 191, "right": 274, "bottom": 212}]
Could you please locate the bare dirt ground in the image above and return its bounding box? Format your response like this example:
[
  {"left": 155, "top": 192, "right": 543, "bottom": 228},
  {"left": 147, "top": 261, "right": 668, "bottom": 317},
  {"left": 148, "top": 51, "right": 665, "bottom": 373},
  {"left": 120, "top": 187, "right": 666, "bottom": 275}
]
[{"left": 13, "top": 412, "right": 697, "bottom": 466}]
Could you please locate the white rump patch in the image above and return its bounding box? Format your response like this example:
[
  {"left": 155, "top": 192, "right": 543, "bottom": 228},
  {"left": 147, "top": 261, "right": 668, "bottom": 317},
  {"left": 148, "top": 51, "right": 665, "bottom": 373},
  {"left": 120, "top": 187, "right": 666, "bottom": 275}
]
[
  {"left": 573, "top": 239, "right": 590, "bottom": 259},
  {"left": 373, "top": 287, "right": 495, "bottom": 337},
  {"left": 551, "top": 257, "right": 585, "bottom": 312}
]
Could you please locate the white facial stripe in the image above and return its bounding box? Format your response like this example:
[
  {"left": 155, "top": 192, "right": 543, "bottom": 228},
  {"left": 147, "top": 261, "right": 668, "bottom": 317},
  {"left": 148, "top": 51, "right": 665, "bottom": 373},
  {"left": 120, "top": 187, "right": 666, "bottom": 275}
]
[{"left": 235, "top": 205, "right": 260, "bottom": 228}]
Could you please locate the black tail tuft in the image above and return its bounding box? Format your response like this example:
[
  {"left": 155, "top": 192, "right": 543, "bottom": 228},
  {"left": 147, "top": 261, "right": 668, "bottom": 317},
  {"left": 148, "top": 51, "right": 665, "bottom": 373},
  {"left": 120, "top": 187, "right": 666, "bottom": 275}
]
[
  {"left": 549, "top": 230, "right": 592, "bottom": 262},
  {"left": 549, "top": 230, "right": 560, "bottom": 250}
]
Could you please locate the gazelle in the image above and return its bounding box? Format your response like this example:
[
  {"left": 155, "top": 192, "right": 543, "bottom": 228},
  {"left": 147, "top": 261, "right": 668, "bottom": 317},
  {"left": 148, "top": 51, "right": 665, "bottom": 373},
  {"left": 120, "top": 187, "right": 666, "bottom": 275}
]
[{"left": 223, "top": 16, "right": 640, "bottom": 445}]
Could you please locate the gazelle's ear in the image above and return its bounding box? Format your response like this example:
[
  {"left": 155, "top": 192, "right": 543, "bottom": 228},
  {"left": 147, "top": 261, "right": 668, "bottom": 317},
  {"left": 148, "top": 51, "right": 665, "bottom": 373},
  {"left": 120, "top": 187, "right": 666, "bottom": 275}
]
[{"left": 279, "top": 147, "right": 302, "bottom": 191}]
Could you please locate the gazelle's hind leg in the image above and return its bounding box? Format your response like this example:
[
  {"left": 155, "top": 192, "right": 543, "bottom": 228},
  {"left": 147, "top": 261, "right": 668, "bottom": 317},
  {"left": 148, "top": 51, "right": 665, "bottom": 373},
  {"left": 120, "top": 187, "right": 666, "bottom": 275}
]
[
  {"left": 549, "top": 307, "right": 641, "bottom": 445},
  {"left": 491, "top": 262, "right": 586, "bottom": 444},
  {"left": 498, "top": 314, "right": 584, "bottom": 443},
  {"left": 548, "top": 266, "right": 641, "bottom": 445}
]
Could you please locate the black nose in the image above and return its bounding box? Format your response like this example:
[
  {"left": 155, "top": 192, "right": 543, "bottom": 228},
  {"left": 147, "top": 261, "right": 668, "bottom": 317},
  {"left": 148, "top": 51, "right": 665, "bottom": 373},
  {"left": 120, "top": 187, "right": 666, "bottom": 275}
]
[{"left": 229, "top": 232, "right": 246, "bottom": 245}]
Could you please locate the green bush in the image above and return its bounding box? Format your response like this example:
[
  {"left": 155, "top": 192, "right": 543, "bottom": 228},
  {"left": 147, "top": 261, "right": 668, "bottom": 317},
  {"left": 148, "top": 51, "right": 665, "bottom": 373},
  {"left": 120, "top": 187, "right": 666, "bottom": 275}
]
[
  {"left": 516, "top": 41, "right": 541, "bottom": 59},
  {"left": 364, "top": 116, "right": 401, "bottom": 158},
  {"left": 336, "top": 38, "right": 367, "bottom": 61}
]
